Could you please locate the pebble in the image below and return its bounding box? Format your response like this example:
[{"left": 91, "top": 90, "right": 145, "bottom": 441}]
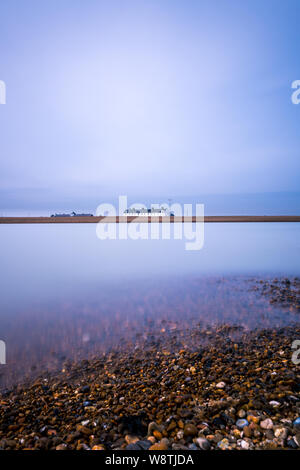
[
  {"left": 216, "top": 381, "right": 226, "bottom": 389},
  {"left": 149, "top": 439, "right": 169, "bottom": 450},
  {"left": 76, "top": 425, "right": 92, "bottom": 436},
  {"left": 153, "top": 430, "right": 163, "bottom": 440},
  {"left": 265, "top": 430, "right": 274, "bottom": 440},
  {"left": 260, "top": 418, "right": 273, "bottom": 430},
  {"left": 236, "top": 419, "right": 249, "bottom": 430},
  {"left": 287, "top": 438, "right": 298, "bottom": 449},
  {"left": 217, "top": 438, "right": 230, "bottom": 450},
  {"left": 238, "top": 439, "right": 249, "bottom": 450},
  {"left": 184, "top": 423, "right": 198, "bottom": 437},
  {"left": 188, "top": 443, "right": 198, "bottom": 450},
  {"left": 55, "top": 444, "right": 68, "bottom": 450},
  {"left": 247, "top": 414, "right": 260, "bottom": 424},
  {"left": 148, "top": 422, "right": 162, "bottom": 435},
  {"left": 274, "top": 427, "right": 288, "bottom": 440},
  {"left": 172, "top": 443, "right": 189, "bottom": 450},
  {"left": 293, "top": 433, "right": 300, "bottom": 447},
  {"left": 135, "top": 440, "right": 152, "bottom": 450},
  {"left": 269, "top": 400, "right": 280, "bottom": 408},
  {"left": 293, "top": 417, "right": 300, "bottom": 430},
  {"left": 126, "top": 443, "right": 142, "bottom": 450},
  {"left": 243, "top": 426, "right": 252, "bottom": 438},
  {"left": 125, "top": 435, "right": 139, "bottom": 444},
  {"left": 194, "top": 437, "right": 211, "bottom": 450}
]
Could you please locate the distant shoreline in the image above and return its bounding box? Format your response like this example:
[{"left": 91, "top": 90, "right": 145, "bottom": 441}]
[{"left": 1, "top": 215, "right": 300, "bottom": 224}]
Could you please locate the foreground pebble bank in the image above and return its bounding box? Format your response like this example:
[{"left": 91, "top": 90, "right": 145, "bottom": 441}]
[{"left": 0, "top": 322, "right": 299, "bottom": 450}]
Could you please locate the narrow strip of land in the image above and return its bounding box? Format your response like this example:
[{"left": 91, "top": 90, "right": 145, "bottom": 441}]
[{"left": 0, "top": 215, "right": 300, "bottom": 224}]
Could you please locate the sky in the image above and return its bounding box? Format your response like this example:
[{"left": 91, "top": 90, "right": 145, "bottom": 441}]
[{"left": 0, "top": 0, "right": 300, "bottom": 211}]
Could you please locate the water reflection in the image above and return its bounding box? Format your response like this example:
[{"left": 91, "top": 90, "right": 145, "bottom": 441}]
[{"left": 0, "top": 223, "right": 300, "bottom": 388}]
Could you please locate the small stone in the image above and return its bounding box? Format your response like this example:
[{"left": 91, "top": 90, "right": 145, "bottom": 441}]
[
  {"left": 217, "top": 438, "right": 230, "bottom": 450},
  {"left": 55, "top": 444, "right": 68, "bottom": 450},
  {"left": 92, "top": 445, "right": 105, "bottom": 450},
  {"left": 184, "top": 423, "right": 198, "bottom": 437},
  {"left": 177, "top": 430, "right": 184, "bottom": 440},
  {"left": 148, "top": 422, "right": 162, "bottom": 435},
  {"left": 243, "top": 426, "right": 252, "bottom": 438},
  {"left": 153, "top": 430, "right": 163, "bottom": 440},
  {"left": 178, "top": 420, "right": 184, "bottom": 429},
  {"left": 149, "top": 439, "right": 169, "bottom": 450},
  {"left": 76, "top": 425, "right": 92, "bottom": 436},
  {"left": 167, "top": 421, "right": 177, "bottom": 432},
  {"left": 40, "top": 425, "right": 48, "bottom": 434},
  {"left": 172, "top": 443, "right": 189, "bottom": 450},
  {"left": 216, "top": 381, "right": 226, "bottom": 389},
  {"left": 287, "top": 438, "right": 298, "bottom": 449},
  {"left": 269, "top": 400, "right": 280, "bottom": 408},
  {"left": 247, "top": 414, "right": 260, "bottom": 424},
  {"left": 187, "top": 443, "right": 197, "bottom": 450},
  {"left": 83, "top": 401, "right": 92, "bottom": 407},
  {"left": 260, "top": 418, "right": 273, "bottom": 430},
  {"left": 265, "top": 429, "right": 274, "bottom": 440},
  {"left": 293, "top": 417, "right": 300, "bottom": 430},
  {"left": 125, "top": 435, "right": 139, "bottom": 444},
  {"left": 126, "top": 443, "right": 142, "bottom": 450},
  {"left": 135, "top": 440, "right": 152, "bottom": 450},
  {"left": 237, "top": 409, "right": 246, "bottom": 418},
  {"left": 77, "top": 443, "right": 91, "bottom": 451},
  {"left": 236, "top": 419, "right": 249, "bottom": 429},
  {"left": 239, "top": 439, "right": 249, "bottom": 450},
  {"left": 233, "top": 429, "right": 241, "bottom": 438},
  {"left": 294, "top": 433, "right": 300, "bottom": 447},
  {"left": 194, "top": 437, "right": 210, "bottom": 450},
  {"left": 274, "top": 427, "right": 288, "bottom": 440}
]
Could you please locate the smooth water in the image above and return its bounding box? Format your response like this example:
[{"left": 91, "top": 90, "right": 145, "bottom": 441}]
[{"left": 0, "top": 222, "right": 299, "bottom": 388}]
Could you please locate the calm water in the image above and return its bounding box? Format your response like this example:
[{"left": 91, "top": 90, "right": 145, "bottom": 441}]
[{"left": 0, "top": 222, "right": 300, "bottom": 388}]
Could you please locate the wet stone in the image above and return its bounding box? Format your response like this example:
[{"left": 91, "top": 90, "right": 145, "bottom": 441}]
[
  {"left": 184, "top": 423, "right": 198, "bottom": 437},
  {"left": 126, "top": 443, "right": 141, "bottom": 450},
  {"left": 135, "top": 440, "right": 152, "bottom": 450},
  {"left": 236, "top": 419, "right": 249, "bottom": 430},
  {"left": 287, "top": 438, "right": 298, "bottom": 449},
  {"left": 194, "top": 437, "right": 211, "bottom": 450},
  {"left": 293, "top": 417, "right": 300, "bottom": 430},
  {"left": 260, "top": 418, "right": 273, "bottom": 430},
  {"left": 217, "top": 438, "right": 230, "bottom": 450}
]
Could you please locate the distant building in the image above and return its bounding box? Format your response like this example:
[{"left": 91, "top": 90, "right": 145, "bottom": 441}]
[
  {"left": 124, "top": 207, "right": 174, "bottom": 216},
  {"left": 50, "top": 213, "right": 71, "bottom": 217},
  {"left": 71, "top": 212, "right": 93, "bottom": 217},
  {"left": 50, "top": 212, "right": 93, "bottom": 217}
]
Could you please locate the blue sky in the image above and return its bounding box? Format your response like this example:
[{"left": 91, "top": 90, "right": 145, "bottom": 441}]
[{"left": 0, "top": 0, "right": 300, "bottom": 210}]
